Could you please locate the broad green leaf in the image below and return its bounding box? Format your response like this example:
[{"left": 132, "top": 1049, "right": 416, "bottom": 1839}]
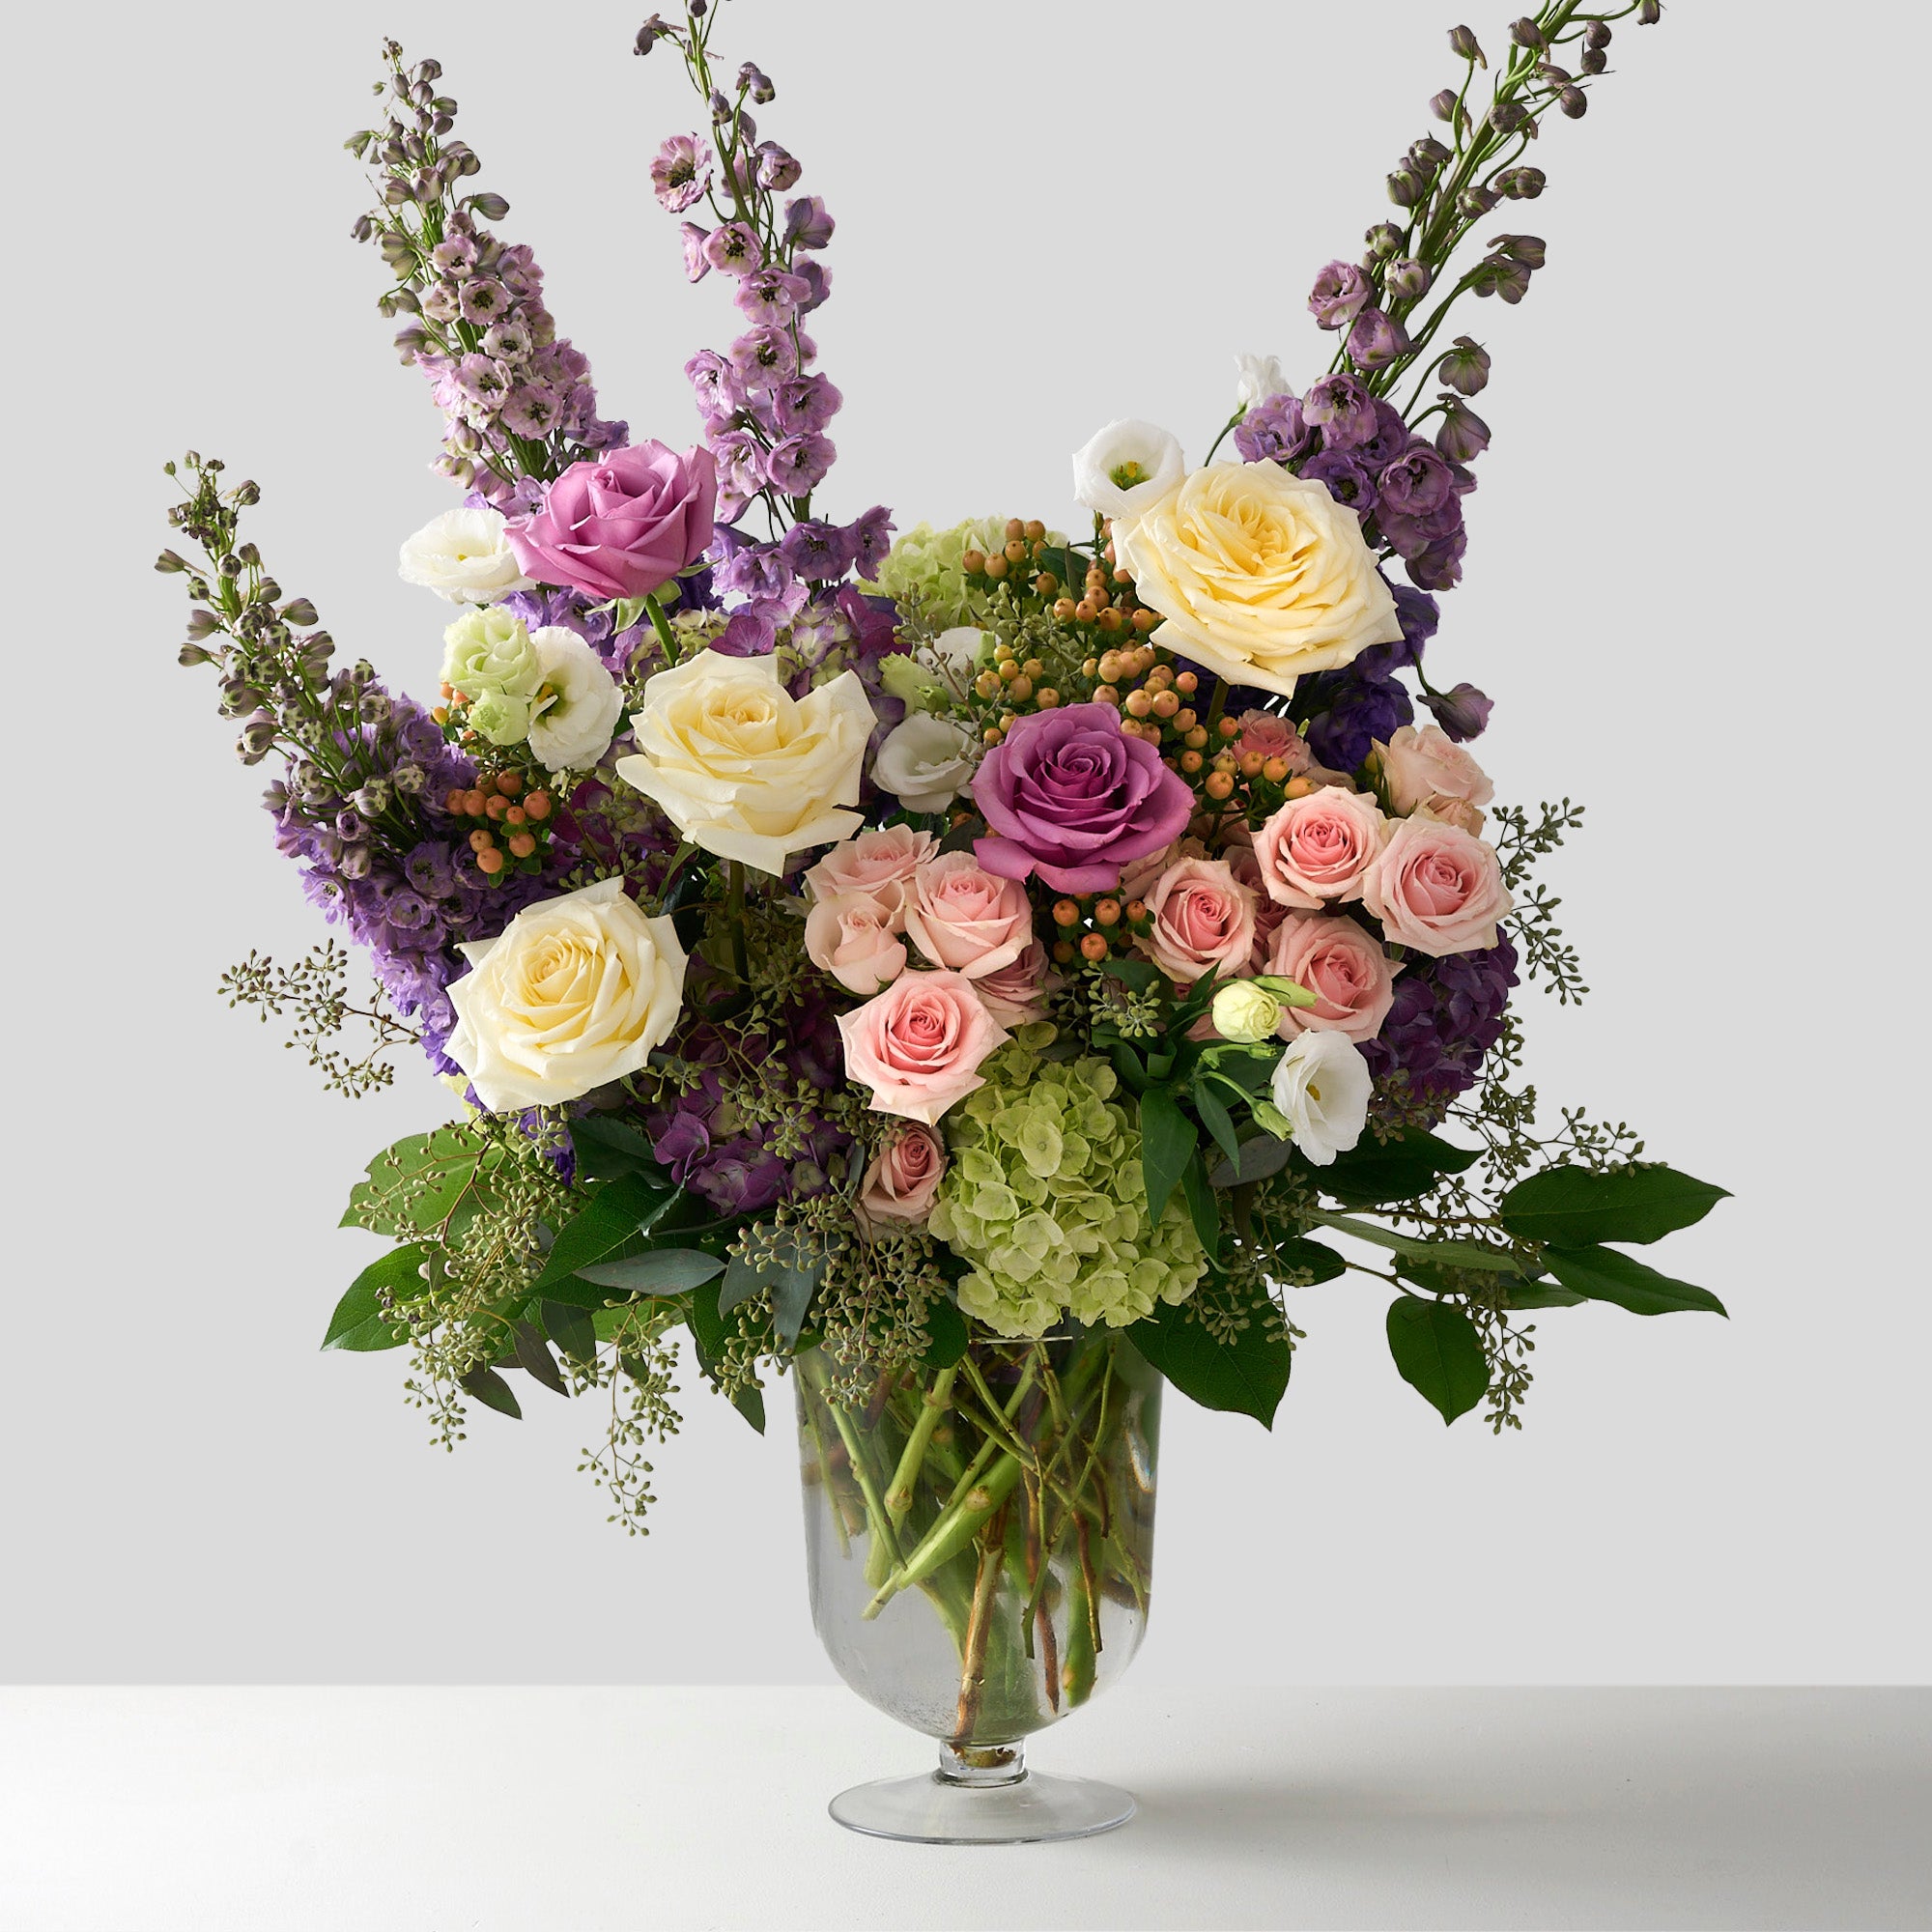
[
  {"left": 1542, "top": 1245, "right": 1728, "bottom": 1317},
  {"left": 341, "top": 1128, "right": 496, "bottom": 1237},
  {"left": 1497, "top": 1282, "right": 1588, "bottom": 1309},
  {"left": 531, "top": 1172, "right": 679, "bottom": 1295},
  {"left": 1498, "top": 1163, "right": 1730, "bottom": 1248},
  {"left": 322, "top": 1243, "right": 430, "bottom": 1352},
  {"left": 1321, "top": 1130, "right": 1481, "bottom": 1208},
  {"left": 511, "top": 1320, "right": 569, "bottom": 1395},
  {"left": 1140, "top": 1088, "right": 1197, "bottom": 1226},
  {"left": 770, "top": 1259, "right": 822, "bottom": 1347},
  {"left": 576, "top": 1248, "right": 726, "bottom": 1294},
  {"left": 1125, "top": 1285, "right": 1292, "bottom": 1427},
  {"left": 1385, "top": 1297, "right": 1490, "bottom": 1424},
  {"left": 1312, "top": 1211, "right": 1523, "bottom": 1273},
  {"left": 1208, "top": 1136, "right": 1294, "bottom": 1187},
  {"left": 1108, "top": 1042, "right": 1150, "bottom": 1094},
  {"left": 541, "top": 1298, "right": 599, "bottom": 1363},
  {"left": 921, "top": 1296, "right": 970, "bottom": 1369},
  {"left": 686, "top": 1279, "right": 767, "bottom": 1434},
  {"left": 1191, "top": 1076, "right": 1242, "bottom": 1168},
  {"left": 1098, "top": 955, "right": 1163, "bottom": 996},
  {"left": 1270, "top": 1236, "right": 1347, "bottom": 1285},
  {"left": 459, "top": 1365, "right": 523, "bottom": 1420},
  {"left": 566, "top": 1116, "right": 666, "bottom": 1183},
  {"left": 718, "top": 1254, "right": 763, "bottom": 1315},
  {"left": 1180, "top": 1151, "right": 1220, "bottom": 1260}
]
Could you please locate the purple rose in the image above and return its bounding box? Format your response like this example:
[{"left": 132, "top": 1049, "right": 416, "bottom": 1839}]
[
  {"left": 1309, "top": 260, "right": 1373, "bottom": 331},
  {"left": 972, "top": 702, "right": 1194, "bottom": 895},
  {"left": 507, "top": 442, "right": 718, "bottom": 602}
]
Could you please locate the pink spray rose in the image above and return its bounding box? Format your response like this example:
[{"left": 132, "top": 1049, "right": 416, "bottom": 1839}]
[
  {"left": 969, "top": 939, "right": 1056, "bottom": 1026},
  {"left": 1234, "top": 710, "right": 1306, "bottom": 768},
  {"left": 802, "top": 825, "right": 936, "bottom": 928},
  {"left": 1378, "top": 724, "right": 1494, "bottom": 822},
  {"left": 804, "top": 893, "right": 907, "bottom": 997},
  {"left": 1120, "top": 836, "right": 1206, "bottom": 909},
  {"left": 854, "top": 1122, "right": 949, "bottom": 1236},
  {"left": 902, "top": 853, "right": 1034, "bottom": 979},
  {"left": 1254, "top": 785, "right": 1388, "bottom": 910},
  {"left": 507, "top": 441, "right": 718, "bottom": 602},
  {"left": 1362, "top": 816, "right": 1512, "bottom": 956},
  {"left": 1137, "top": 857, "right": 1259, "bottom": 985},
  {"left": 836, "top": 969, "right": 1010, "bottom": 1125},
  {"left": 1264, "top": 914, "right": 1397, "bottom": 1042}
]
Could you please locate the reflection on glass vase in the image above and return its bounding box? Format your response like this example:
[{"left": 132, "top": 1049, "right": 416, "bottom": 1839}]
[{"left": 796, "top": 1323, "right": 1159, "bottom": 1843}]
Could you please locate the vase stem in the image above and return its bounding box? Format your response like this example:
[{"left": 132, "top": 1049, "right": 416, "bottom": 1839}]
[{"left": 936, "top": 1737, "right": 1026, "bottom": 1788}]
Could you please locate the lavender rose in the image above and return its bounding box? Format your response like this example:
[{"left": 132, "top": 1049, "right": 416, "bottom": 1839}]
[
  {"left": 972, "top": 702, "right": 1194, "bottom": 895},
  {"left": 507, "top": 441, "right": 718, "bottom": 603}
]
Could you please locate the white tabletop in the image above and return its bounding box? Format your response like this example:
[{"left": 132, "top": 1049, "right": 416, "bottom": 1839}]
[{"left": 1, "top": 1686, "right": 1924, "bottom": 1929}]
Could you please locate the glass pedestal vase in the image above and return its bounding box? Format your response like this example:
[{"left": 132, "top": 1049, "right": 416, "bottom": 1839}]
[{"left": 795, "top": 1325, "right": 1158, "bottom": 1843}]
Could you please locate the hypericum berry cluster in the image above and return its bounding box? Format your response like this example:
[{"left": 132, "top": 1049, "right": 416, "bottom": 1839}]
[{"left": 441, "top": 771, "right": 555, "bottom": 883}]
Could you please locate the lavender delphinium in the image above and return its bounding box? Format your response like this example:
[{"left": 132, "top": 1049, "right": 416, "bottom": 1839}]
[{"left": 1361, "top": 934, "right": 1520, "bottom": 1120}]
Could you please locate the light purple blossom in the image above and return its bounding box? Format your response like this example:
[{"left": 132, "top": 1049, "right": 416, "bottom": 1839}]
[
  {"left": 703, "top": 221, "right": 763, "bottom": 276},
  {"left": 849, "top": 505, "right": 895, "bottom": 580},
  {"left": 713, "top": 535, "right": 795, "bottom": 603},
  {"left": 729, "top": 325, "right": 797, "bottom": 386},
  {"left": 1347, "top": 307, "right": 1410, "bottom": 370},
  {"left": 650, "top": 133, "right": 712, "bottom": 213},
  {"left": 429, "top": 237, "right": 476, "bottom": 278},
  {"left": 1308, "top": 259, "right": 1372, "bottom": 330},
  {"left": 755, "top": 142, "right": 802, "bottom": 190},
  {"left": 779, "top": 519, "right": 853, "bottom": 582},
  {"left": 501, "top": 384, "right": 563, "bottom": 437},
  {"left": 766, "top": 433, "right": 836, "bottom": 495},
  {"left": 771, "top": 373, "right": 841, "bottom": 435},
  {"left": 680, "top": 222, "right": 711, "bottom": 283},
  {"left": 794, "top": 260, "right": 832, "bottom": 311},
  {"left": 782, "top": 196, "right": 835, "bottom": 250},
  {"left": 734, "top": 268, "right": 810, "bottom": 326},
  {"left": 1302, "top": 373, "right": 1378, "bottom": 449},
  {"left": 709, "top": 431, "right": 767, "bottom": 517},
  {"left": 457, "top": 278, "right": 509, "bottom": 325}
]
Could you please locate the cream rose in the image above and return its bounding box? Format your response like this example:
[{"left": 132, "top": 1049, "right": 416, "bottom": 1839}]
[
  {"left": 444, "top": 877, "right": 687, "bottom": 1112},
  {"left": 614, "top": 648, "right": 877, "bottom": 875},
  {"left": 1111, "top": 462, "right": 1403, "bottom": 697},
  {"left": 526, "top": 626, "right": 623, "bottom": 772},
  {"left": 398, "top": 505, "right": 532, "bottom": 604}
]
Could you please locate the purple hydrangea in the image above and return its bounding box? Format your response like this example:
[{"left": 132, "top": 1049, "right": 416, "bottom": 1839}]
[
  {"left": 1361, "top": 935, "right": 1520, "bottom": 1119},
  {"left": 1298, "top": 668, "right": 1415, "bottom": 773}
]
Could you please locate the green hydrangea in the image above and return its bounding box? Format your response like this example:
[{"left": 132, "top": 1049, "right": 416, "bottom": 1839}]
[
  {"left": 928, "top": 1032, "right": 1208, "bottom": 1339},
  {"left": 873, "top": 517, "right": 1012, "bottom": 631}
]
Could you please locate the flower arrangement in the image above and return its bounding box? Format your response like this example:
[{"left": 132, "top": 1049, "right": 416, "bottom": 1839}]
[{"left": 164, "top": 2, "right": 1725, "bottom": 1577}]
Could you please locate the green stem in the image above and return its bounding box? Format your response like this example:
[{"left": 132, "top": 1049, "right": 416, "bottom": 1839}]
[
  {"left": 885, "top": 1365, "right": 956, "bottom": 1524},
  {"left": 641, "top": 591, "right": 680, "bottom": 663}
]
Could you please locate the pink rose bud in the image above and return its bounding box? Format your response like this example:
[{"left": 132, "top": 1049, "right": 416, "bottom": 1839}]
[
  {"left": 802, "top": 826, "right": 936, "bottom": 927},
  {"left": 1253, "top": 785, "right": 1389, "bottom": 910},
  {"left": 836, "top": 970, "right": 1010, "bottom": 1126},
  {"left": 1378, "top": 724, "right": 1494, "bottom": 821},
  {"left": 902, "top": 853, "right": 1035, "bottom": 979},
  {"left": 1264, "top": 913, "right": 1398, "bottom": 1042},
  {"left": 854, "top": 1122, "right": 949, "bottom": 1236},
  {"left": 1361, "top": 817, "right": 1512, "bottom": 956}
]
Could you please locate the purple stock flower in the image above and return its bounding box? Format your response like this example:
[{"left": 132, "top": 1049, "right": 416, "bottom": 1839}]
[
  {"left": 734, "top": 268, "right": 810, "bottom": 325},
  {"left": 1360, "top": 935, "right": 1518, "bottom": 1118},
  {"left": 650, "top": 133, "right": 712, "bottom": 213},
  {"left": 1303, "top": 448, "right": 1378, "bottom": 515},
  {"left": 834, "top": 584, "right": 899, "bottom": 660},
  {"left": 1302, "top": 373, "right": 1378, "bottom": 449},
  {"left": 1378, "top": 440, "right": 1456, "bottom": 517},
  {"left": 782, "top": 195, "right": 835, "bottom": 250},
  {"left": 1235, "top": 392, "right": 1315, "bottom": 466},
  {"left": 703, "top": 221, "right": 763, "bottom": 276},
  {"left": 1354, "top": 582, "right": 1439, "bottom": 681},
  {"left": 771, "top": 372, "right": 841, "bottom": 435},
  {"left": 714, "top": 607, "right": 779, "bottom": 656},
  {"left": 765, "top": 433, "right": 836, "bottom": 496},
  {"left": 779, "top": 519, "right": 854, "bottom": 582},
  {"left": 1347, "top": 307, "right": 1410, "bottom": 370},
  {"left": 680, "top": 222, "right": 711, "bottom": 283},
  {"left": 1308, "top": 260, "right": 1373, "bottom": 330},
  {"left": 1420, "top": 680, "right": 1493, "bottom": 740},
  {"left": 849, "top": 504, "right": 895, "bottom": 580},
  {"left": 972, "top": 703, "right": 1195, "bottom": 895}
]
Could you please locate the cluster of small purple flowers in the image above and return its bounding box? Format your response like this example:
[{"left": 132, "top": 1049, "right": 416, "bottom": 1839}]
[
  {"left": 402, "top": 222, "right": 628, "bottom": 507},
  {"left": 1360, "top": 933, "right": 1520, "bottom": 1117}
]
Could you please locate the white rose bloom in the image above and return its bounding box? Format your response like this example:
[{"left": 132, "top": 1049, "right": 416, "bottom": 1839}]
[
  {"left": 526, "top": 627, "right": 623, "bottom": 773},
  {"left": 1268, "top": 1030, "right": 1371, "bottom": 1167},
  {"left": 614, "top": 648, "right": 877, "bottom": 876},
  {"left": 1234, "top": 353, "right": 1289, "bottom": 411},
  {"left": 872, "top": 714, "right": 980, "bottom": 813},
  {"left": 445, "top": 877, "right": 687, "bottom": 1113},
  {"left": 398, "top": 506, "right": 532, "bottom": 604},
  {"left": 1070, "top": 419, "right": 1185, "bottom": 520}
]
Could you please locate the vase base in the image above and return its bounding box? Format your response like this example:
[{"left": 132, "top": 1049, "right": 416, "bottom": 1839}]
[{"left": 828, "top": 1768, "right": 1136, "bottom": 1845}]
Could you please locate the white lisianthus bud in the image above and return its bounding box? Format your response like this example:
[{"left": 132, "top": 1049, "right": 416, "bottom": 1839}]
[
  {"left": 1233, "top": 353, "right": 1289, "bottom": 411},
  {"left": 1267, "top": 1030, "right": 1372, "bottom": 1167},
  {"left": 398, "top": 505, "right": 532, "bottom": 604},
  {"left": 872, "top": 714, "right": 980, "bottom": 813},
  {"left": 1210, "top": 980, "right": 1283, "bottom": 1043},
  {"left": 1070, "top": 419, "right": 1185, "bottom": 519}
]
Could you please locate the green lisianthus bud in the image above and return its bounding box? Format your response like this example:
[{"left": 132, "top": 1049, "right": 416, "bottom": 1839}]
[
  {"left": 468, "top": 687, "right": 531, "bottom": 746},
  {"left": 440, "top": 605, "right": 541, "bottom": 702},
  {"left": 879, "top": 650, "right": 950, "bottom": 712},
  {"left": 1252, "top": 1100, "right": 1293, "bottom": 1141},
  {"left": 1210, "top": 980, "right": 1283, "bottom": 1043},
  {"left": 1252, "top": 973, "right": 1320, "bottom": 1009}
]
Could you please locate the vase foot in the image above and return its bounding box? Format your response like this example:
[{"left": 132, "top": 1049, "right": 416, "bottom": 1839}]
[{"left": 828, "top": 1767, "right": 1136, "bottom": 1845}]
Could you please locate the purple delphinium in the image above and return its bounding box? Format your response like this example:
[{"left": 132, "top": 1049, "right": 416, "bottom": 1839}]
[
  {"left": 1234, "top": 392, "right": 1315, "bottom": 466},
  {"left": 1302, "top": 448, "right": 1378, "bottom": 515},
  {"left": 1298, "top": 668, "right": 1415, "bottom": 773},
  {"left": 1420, "top": 681, "right": 1494, "bottom": 741},
  {"left": 1352, "top": 582, "right": 1438, "bottom": 682},
  {"left": 1361, "top": 935, "right": 1520, "bottom": 1121},
  {"left": 1301, "top": 373, "right": 1379, "bottom": 449},
  {"left": 1308, "top": 260, "right": 1373, "bottom": 331}
]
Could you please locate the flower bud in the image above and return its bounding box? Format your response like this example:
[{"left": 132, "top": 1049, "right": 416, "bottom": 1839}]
[
  {"left": 1488, "top": 99, "right": 1526, "bottom": 134},
  {"left": 1637, "top": 0, "right": 1661, "bottom": 22},
  {"left": 1558, "top": 85, "right": 1588, "bottom": 118},
  {"left": 1420, "top": 681, "right": 1493, "bottom": 741},
  {"left": 1386, "top": 168, "right": 1424, "bottom": 209},
  {"left": 1584, "top": 20, "right": 1612, "bottom": 49},
  {"left": 178, "top": 641, "right": 214, "bottom": 668},
  {"left": 1363, "top": 222, "right": 1404, "bottom": 259},
  {"left": 1448, "top": 24, "right": 1485, "bottom": 63},
  {"left": 1498, "top": 164, "right": 1547, "bottom": 199},
  {"left": 1430, "top": 88, "right": 1461, "bottom": 123},
  {"left": 1435, "top": 398, "right": 1492, "bottom": 463},
  {"left": 1386, "top": 257, "right": 1431, "bottom": 298},
  {"left": 1437, "top": 335, "right": 1492, "bottom": 396},
  {"left": 1578, "top": 46, "right": 1606, "bottom": 73},
  {"left": 1211, "top": 981, "right": 1284, "bottom": 1045},
  {"left": 1410, "top": 135, "right": 1452, "bottom": 172},
  {"left": 1493, "top": 233, "right": 1546, "bottom": 270},
  {"left": 1457, "top": 184, "right": 1500, "bottom": 218},
  {"left": 239, "top": 716, "right": 277, "bottom": 765},
  {"left": 1509, "top": 16, "right": 1544, "bottom": 49},
  {"left": 467, "top": 190, "right": 511, "bottom": 221}
]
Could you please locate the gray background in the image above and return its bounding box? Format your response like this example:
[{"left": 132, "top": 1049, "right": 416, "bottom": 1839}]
[{"left": 4, "top": 0, "right": 1925, "bottom": 1684}]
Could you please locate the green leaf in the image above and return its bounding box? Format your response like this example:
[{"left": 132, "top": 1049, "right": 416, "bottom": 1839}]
[
  {"left": 1498, "top": 1282, "right": 1588, "bottom": 1309},
  {"left": 458, "top": 1365, "right": 523, "bottom": 1420},
  {"left": 686, "top": 1279, "right": 768, "bottom": 1434},
  {"left": 1313, "top": 1211, "right": 1524, "bottom": 1272},
  {"left": 1190, "top": 1075, "right": 1242, "bottom": 1168},
  {"left": 341, "top": 1128, "right": 495, "bottom": 1237},
  {"left": 322, "top": 1243, "right": 431, "bottom": 1352},
  {"left": 1108, "top": 1042, "right": 1150, "bottom": 1094},
  {"left": 718, "top": 1254, "right": 763, "bottom": 1315},
  {"left": 1098, "top": 955, "right": 1163, "bottom": 997},
  {"left": 575, "top": 1248, "right": 726, "bottom": 1295},
  {"left": 1208, "top": 1136, "right": 1294, "bottom": 1187},
  {"left": 541, "top": 1298, "right": 599, "bottom": 1363},
  {"left": 1542, "top": 1245, "right": 1728, "bottom": 1317},
  {"left": 532, "top": 1172, "right": 679, "bottom": 1295},
  {"left": 511, "top": 1320, "right": 569, "bottom": 1396},
  {"left": 1385, "top": 1297, "right": 1490, "bottom": 1424},
  {"left": 1125, "top": 1285, "right": 1292, "bottom": 1427},
  {"left": 1321, "top": 1129, "right": 1481, "bottom": 1208},
  {"left": 921, "top": 1296, "right": 970, "bottom": 1369},
  {"left": 1139, "top": 1087, "right": 1197, "bottom": 1226},
  {"left": 566, "top": 1116, "right": 666, "bottom": 1183},
  {"left": 770, "top": 1258, "right": 822, "bottom": 1347},
  {"left": 1180, "top": 1151, "right": 1219, "bottom": 1260},
  {"left": 1498, "top": 1163, "right": 1730, "bottom": 1247},
  {"left": 1271, "top": 1236, "right": 1347, "bottom": 1285}
]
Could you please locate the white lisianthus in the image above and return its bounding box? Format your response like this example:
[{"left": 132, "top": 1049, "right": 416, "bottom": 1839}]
[
  {"left": 1267, "top": 1029, "right": 1371, "bottom": 1167},
  {"left": 872, "top": 714, "right": 980, "bottom": 813},
  {"left": 1070, "top": 419, "right": 1185, "bottom": 520},
  {"left": 933, "top": 627, "right": 990, "bottom": 676},
  {"left": 526, "top": 627, "right": 623, "bottom": 772},
  {"left": 1234, "top": 353, "right": 1289, "bottom": 411},
  {"left": 614, "top": 648, "right": 877, "bottom": 875},
  {"left": 398, "top": 506, "right": 532, "bottom": 604},
  {"left": 444, "top": 877, "right": 688, "bottom": 1112}
]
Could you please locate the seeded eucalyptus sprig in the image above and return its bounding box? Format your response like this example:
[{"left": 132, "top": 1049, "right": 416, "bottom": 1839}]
[{"left": 1331, "top": 2, "right": 1666, "bottom": 427}]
